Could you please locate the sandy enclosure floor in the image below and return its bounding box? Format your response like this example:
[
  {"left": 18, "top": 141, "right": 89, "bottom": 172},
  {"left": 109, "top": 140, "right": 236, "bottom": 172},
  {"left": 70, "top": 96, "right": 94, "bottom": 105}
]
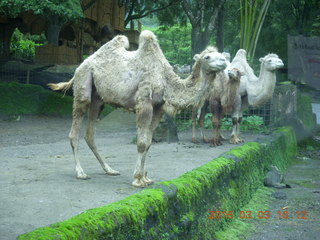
[{"left": 0, "top": 109, "right": 269, "bottom": 240}]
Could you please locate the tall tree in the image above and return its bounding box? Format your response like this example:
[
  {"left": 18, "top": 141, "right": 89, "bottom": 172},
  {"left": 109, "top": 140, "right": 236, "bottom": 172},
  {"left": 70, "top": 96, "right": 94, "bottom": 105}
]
[
  {"left": 118, "top": 0, "right": 180, "bottom": 27},
  {"left": 0, "top": 0, "right": 83, "bottom": 46},
  {"left": 257, "top": 0, "right": 319, "bottom": 61},
  {"left": 181, "top": 0, "right": 226, "bottom": 57}
]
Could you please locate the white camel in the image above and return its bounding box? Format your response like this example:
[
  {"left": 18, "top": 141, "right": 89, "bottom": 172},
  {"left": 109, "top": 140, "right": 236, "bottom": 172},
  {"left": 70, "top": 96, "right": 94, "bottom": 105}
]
[
  {"left": 229, "top": 49, "right": 284, "bottom": 143},
  {"left": 48, "top": 30, "right": 227, "bottom": 187}
]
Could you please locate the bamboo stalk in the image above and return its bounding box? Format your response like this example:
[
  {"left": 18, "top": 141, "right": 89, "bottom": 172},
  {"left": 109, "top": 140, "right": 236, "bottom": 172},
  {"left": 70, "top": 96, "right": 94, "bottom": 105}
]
[{"left": 251, "top": 0, "right": 271, "bottom": 59}]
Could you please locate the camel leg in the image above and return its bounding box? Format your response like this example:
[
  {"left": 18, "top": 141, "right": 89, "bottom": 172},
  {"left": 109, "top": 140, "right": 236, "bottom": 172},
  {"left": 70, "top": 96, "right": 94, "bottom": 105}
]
[
  {"left": 145, "top": 107, "right": 164, "bottom": 183},
  {"left": 69, "top": 101, "right": 90, "bottom": 179},
  {"left": 235, "top": 98, "right": 249, "bottom": 143},
  {"left": 230, "top": 116, "right": 240, "bottom": 144},
  {"left": 133, "top": 104, "right": 164, "bottom": 187},
  {"left": 198, "top": 106, "right": 210, "bottom": 143},
  {"left": 84, "top": 87, "right": 120, "bottom": 176},
  {"left": 191, "top": 108, "right": 199, "bottom": 143},
  {"left": 133, "top": 101, "right": 154, "bottom": 187},
  {"left": 230, "top": 95, "right": 244, "bottom": 144},
  {"left": 211, "top": 101, "right": 223, "bottom": 146}
]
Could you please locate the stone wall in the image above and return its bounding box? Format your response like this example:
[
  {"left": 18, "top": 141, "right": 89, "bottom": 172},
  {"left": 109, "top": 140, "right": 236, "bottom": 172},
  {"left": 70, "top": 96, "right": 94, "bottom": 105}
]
[{"left": 17, "top": 127, "right": 297, "bottom": 240}]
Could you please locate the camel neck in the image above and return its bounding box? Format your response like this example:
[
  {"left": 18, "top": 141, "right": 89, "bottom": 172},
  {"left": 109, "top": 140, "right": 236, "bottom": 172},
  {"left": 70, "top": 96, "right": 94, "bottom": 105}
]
[
  {"left": 247, "top": 65, "right": 276, "bottom": 106},
  {"left": 163, "top": 68, "right": 214, "bottom": 115}
]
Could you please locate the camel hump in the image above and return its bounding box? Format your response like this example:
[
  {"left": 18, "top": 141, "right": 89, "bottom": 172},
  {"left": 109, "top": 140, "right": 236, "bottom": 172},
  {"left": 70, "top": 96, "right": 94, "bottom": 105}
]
[
  {"left": 139, "top": 30, "right": 158, "bottom": 47},
  {"left": 113, "top": 35, "right": 129, "bottom": 49},
  {"left": 234, "top": 49, "right": 247, "bottom": 60}
]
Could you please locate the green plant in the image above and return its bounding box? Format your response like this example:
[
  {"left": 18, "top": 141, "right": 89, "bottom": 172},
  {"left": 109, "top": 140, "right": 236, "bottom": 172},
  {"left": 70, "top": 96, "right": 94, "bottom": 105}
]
[
  {"left": 240, "top": 0, "right": 271, "bottom": 60},
  {"left": 10, "top": 29, "right": 46, "bottom": 60},
  {"left": 143, "top": 24, "right": 192, "bottom": 65}
]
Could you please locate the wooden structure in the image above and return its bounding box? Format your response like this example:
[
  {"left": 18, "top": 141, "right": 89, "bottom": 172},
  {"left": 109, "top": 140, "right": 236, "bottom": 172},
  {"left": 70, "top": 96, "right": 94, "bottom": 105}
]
[{"left": 0, "top": 0, "right": 126, "bottom": 64}]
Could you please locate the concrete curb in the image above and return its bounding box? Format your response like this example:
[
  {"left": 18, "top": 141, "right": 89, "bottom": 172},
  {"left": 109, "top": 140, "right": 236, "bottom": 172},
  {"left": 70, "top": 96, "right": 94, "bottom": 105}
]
[{"left": 17, "top": 127, "right": 297, "bottom": 240}]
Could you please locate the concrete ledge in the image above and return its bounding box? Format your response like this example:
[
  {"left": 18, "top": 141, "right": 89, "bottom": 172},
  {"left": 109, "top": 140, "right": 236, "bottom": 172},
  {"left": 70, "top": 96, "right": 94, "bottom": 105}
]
[{"left": 17, "top": 127, "right": 297, "bottom": 240}]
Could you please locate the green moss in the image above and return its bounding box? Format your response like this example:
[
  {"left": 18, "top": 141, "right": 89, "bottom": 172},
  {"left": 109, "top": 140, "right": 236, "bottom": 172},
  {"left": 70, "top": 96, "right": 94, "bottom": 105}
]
[
  {"left": 297, "top": 93, "right": 317, "bottom": 130},
  {"left": 18, "top": 189, "right": 166, "bottom": 240},
  {"left": 215, "top": 187, "right": 274, "bottom": 240},
  {"left": 227, "top": 142, "right": 260, "bottom": 158}
]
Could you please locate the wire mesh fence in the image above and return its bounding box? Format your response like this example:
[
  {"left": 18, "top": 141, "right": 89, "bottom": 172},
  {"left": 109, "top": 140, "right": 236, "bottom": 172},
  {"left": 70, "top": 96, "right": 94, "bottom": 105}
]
[{"left": 175, "top": 101, "right": 273, "bottom": 132}]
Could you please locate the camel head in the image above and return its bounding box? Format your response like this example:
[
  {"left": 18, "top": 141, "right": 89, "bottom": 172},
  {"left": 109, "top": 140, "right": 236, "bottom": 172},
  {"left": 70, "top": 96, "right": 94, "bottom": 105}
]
[
  {"left": 259, "top": 54, "right": 284, "bottom": 71},
  {"left": 228, "top": 68, "right": 244, "bottom": 82},
  {"left": 193, "top": 47, "right": 228, "bottom": 72}
]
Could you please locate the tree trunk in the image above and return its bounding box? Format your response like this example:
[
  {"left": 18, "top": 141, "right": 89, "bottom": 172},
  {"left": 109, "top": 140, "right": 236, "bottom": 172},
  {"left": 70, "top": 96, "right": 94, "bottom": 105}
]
[
  {"left": 216, "top": 3, "right": 224, "bottom": 52},
  {"left": 47, "top": 15, "right": 63, "bottom": 46},
  {"left": 191, "top": 26, "right": 210, "bottom": 58},
  {"left": 0, "top": 22, "right": 18, "bottom": 57}
]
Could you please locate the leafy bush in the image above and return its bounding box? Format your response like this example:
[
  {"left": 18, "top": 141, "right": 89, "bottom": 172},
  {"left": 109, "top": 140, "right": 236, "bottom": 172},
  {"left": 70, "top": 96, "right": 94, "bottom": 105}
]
[
  {"left": 10, "top": 29, "right": 46, "bottom": 60},
  {"left": 143, "top": 24, "right": 192, "bottom": 65},
  {"left": 176, "top": 113, "right": 266, "bottom": 132}
]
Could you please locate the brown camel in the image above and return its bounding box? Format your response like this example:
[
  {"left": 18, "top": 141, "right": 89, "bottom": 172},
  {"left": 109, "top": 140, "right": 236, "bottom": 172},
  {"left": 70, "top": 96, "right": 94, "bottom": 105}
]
[{"left": 191, "top": 68, "right": 242, "bottom": 146}]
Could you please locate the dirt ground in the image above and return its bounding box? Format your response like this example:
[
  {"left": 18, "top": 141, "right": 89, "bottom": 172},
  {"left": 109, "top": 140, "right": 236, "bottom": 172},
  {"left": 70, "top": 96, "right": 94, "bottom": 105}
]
[
  {"left": 0, "top": 109, "right": 271, "bottom": 240},
  {"left": 248, "top": 145, "right": 320, "bottom": 240}
]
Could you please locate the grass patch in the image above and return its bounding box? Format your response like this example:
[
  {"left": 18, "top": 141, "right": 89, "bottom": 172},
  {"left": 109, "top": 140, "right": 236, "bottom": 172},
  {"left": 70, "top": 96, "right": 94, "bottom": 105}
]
[{"left": 0, "top": 82, "right": 115, "bottom": 117}]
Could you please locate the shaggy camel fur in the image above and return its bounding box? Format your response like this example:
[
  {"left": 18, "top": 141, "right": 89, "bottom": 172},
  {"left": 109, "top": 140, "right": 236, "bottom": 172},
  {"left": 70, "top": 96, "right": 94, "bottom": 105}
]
[
  {"left": 229, "top": 49, "right": 284, "bottom": 144},
  {"left": 48, "top": 30, "right": 227, "bottom": 187},
  {"left": 191, "top": 68, "right": 242, "bottom": 146}
]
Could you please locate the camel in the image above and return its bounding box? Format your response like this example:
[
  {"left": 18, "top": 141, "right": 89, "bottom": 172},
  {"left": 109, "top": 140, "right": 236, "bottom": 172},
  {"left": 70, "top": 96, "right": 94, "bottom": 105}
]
[
  {"left": 191, "top": 68, "right": 242, "bottom": 146},
  {"left": 48, "top": 30, "right": 227, "bottom": 187},
  {"left": 229, "top": 49, "right": 284, "bottom": 144}
]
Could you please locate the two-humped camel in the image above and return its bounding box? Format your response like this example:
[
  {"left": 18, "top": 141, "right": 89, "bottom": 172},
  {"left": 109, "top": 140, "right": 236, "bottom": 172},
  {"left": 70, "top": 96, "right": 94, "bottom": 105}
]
[
  {"left": 191, "top": 67, "right": 242, "bottom": 146},
  {"left": 48, "top": 30, "right": 227, "bottom": 187},
  {"left": 229, "top": 49, "right": 284, "bottom": 143}
]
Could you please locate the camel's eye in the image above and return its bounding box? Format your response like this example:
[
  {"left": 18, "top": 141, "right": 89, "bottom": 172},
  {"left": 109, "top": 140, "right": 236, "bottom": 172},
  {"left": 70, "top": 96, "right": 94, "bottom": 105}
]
[{"left": 204, "top": 55, "right": 210, "bottom": 60}]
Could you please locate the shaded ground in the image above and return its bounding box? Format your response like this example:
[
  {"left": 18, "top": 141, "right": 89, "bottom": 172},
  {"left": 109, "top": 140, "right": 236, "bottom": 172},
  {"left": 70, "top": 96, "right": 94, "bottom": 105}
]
[
  {"left": 248, "top": 135, "right": 320, "bottom": 240},
  {"left": 0, "top": 109, "right": 268, "bottom": 240}
]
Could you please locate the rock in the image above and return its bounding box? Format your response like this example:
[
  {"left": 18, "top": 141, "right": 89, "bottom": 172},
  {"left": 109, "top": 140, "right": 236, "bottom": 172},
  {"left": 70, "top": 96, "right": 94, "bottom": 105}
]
[
  {"left": 264, "top": 165, "right": 286, "bottom": 188},
  {"left": 153, "top": 114, "right": 179, "bottom": 143}
]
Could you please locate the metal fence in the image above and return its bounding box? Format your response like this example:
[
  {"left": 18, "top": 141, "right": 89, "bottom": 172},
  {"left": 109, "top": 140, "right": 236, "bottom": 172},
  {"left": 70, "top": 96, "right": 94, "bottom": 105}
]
[{"left": 176, "top": 101, "right": 273, "bottom": 132}]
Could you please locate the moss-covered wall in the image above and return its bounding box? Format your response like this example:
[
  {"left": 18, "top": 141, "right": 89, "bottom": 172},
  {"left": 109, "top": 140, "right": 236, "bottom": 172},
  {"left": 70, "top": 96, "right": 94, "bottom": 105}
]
[{"left": 17, "top": 127, "right": 297, "bottom": 240}]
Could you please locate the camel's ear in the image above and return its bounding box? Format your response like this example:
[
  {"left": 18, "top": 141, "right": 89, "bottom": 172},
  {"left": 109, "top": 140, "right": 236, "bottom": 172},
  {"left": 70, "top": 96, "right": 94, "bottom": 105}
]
[
  {"left": 259, "top": 57, "right": 265, "bottom": 63},
  {"left": 193, "top": 54, "right": 200, "bottom": 61}
]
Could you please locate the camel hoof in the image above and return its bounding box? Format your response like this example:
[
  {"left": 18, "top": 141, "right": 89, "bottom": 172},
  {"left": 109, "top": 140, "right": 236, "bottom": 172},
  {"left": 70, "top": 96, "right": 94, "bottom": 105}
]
[
  {"left": 106, "top": 169, "right": 120, "bottom": 176},
  {"left": 132, "top": 176, "right": 153, "bottom": 188},
  {"left": 77, "top": 174, "right": 91, "bottom": 180},
  {"left": 229, "top": 137, "right": 244, "bottom": 144},
  {"left": 192, "top": 137, "right": 199, "bottom": 143},
  {"left": 211, "top": 139, "right": 223, "bottom": 147},
  {"left": 203, "top": 138, "right": 211, "bottom": 143}
]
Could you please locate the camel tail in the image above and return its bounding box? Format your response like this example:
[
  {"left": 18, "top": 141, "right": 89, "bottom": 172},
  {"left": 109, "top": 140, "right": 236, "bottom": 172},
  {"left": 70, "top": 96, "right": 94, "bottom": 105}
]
[{"left": 47, "top": 77, "right": 74, "bottom": 95}]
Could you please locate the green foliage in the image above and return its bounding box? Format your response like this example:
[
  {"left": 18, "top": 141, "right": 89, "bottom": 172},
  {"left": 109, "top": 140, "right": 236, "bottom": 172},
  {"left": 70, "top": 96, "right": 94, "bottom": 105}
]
[
  {"left": 204, "top": 113, "right": 265, "bottom": 131},
  {"left": 0, "top": 0, "right": 83, "bottom": 21},
  {"left": 143, "top": 24, "right": 192, "bottom": 65},
  {"left": 311, "top": 15, "right": 320, "bottom": 36},
  {"left": 176, "top": 113, "right": 266, "bottom": 132},
  {"left": 10, "top": 29, "right": 46, "bottom": 60},
  {"left": 239, "top": 0, "right": 271, "bottom": 60}
]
